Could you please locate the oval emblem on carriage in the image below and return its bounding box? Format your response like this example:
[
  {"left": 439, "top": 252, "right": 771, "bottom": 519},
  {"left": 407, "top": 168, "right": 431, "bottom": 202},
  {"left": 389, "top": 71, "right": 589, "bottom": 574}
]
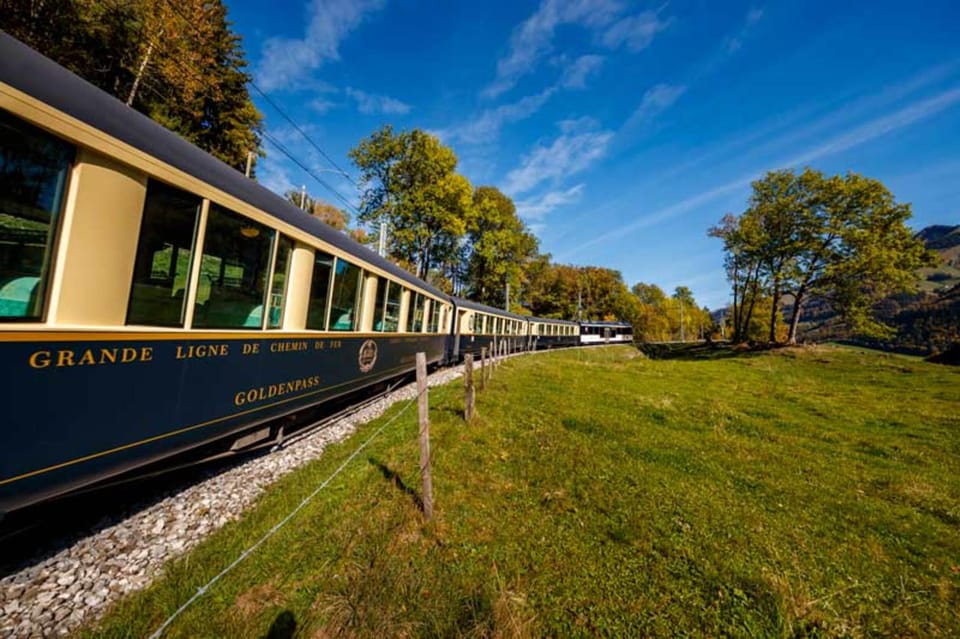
[{"left": 358, "top": 339, "right": 378, "bottom": 373}]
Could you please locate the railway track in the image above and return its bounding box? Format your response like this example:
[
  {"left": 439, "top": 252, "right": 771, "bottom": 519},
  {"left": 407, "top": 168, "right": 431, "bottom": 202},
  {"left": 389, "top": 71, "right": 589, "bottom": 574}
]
[
  {"left": 0, "top": 364, "right": 466, "bottom": 637},
  {"left": 0, "top": 376, "right": 411, "bottom": 575}
]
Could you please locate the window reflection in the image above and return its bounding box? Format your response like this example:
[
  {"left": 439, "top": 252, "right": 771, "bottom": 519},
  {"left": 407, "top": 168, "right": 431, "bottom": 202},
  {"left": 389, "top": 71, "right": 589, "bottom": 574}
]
[
  {"left": 0, "top": 110, "right": 74, "bottom": 320},
  {"left": 193, "top": 204, "right": 273, "bottom": 329}
]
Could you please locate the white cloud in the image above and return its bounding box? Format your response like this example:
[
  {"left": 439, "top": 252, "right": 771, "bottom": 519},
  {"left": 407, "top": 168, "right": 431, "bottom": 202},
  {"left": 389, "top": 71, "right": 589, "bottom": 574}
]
[
  {"left": 257, "top": 156, "right": 299, "bottom": 197},
  {"left": 346, "top": 87, "right": 411, "bottom": 115},
  {"left": 560, "top": 54, "right": 605, "bottom": 89},
  {"left": 309, "top": 97, "right": 337, "bottom": 114},
  {"left": 483, "top": 0, "right": 669, "bottom": 99},
  {"left": 783, "top": 87, "right": 960, "bottom": 166},
  {"left": 601, "top": 11, "right": 672, "bottom": 52},
  {"left": 560, "top": 85, "right": 960, "bottom": 259},
  {"left": 721, "top": 7, "right": 765, "bottom": 58},
  {"left": 438, "top": 88, "right": 556, "bottom": 144},
  {"left": 515, "top": 184, "right": 585, "bottom": 221},
  {"left": 503, "top": 117, "right": 613, "bottom": 195},
  {"left": 624, "top": 83, "right": 686, "bottom": 128},
  {"left": 256, "top": 0, "right": 385, "bottom": 91}
]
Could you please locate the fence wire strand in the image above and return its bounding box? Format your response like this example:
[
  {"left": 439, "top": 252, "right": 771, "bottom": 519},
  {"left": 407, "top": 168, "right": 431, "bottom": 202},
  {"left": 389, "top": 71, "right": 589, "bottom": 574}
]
[{"left": 148, "top": 388, "right": 424, "bottom": 639}]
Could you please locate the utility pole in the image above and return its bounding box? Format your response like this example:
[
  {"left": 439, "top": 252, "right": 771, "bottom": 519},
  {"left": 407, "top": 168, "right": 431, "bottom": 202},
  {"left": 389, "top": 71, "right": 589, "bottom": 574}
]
[
  {"left": 577, "top": 286, "right": 582, "bottom": 322},
  {"left": 505, "top": 282, "right": 510, "bottom": 312},
  {"left": 244, "top": 151, "right": 254, "bottom": 178},
  {"left": 299, "top": 185, "right": 307, "bottom": 211},
  {"left": 378, "top": 222, "right": 386, "bottom": 257}
]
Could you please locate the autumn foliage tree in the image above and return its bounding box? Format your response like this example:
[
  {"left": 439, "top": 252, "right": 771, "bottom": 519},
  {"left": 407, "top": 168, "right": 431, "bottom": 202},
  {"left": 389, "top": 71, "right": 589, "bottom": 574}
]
[
  {"left": 1, "top": 0, "right": 263, "bottom": 171},
  {"left": 710, "top": 168, "right": 933, "bottom": 344},
  {"left": 350, "top": 126, "right": 473, "bottom": 280},
  {"left": 464, "top": 186, "right": 539, "bottom": 309}
]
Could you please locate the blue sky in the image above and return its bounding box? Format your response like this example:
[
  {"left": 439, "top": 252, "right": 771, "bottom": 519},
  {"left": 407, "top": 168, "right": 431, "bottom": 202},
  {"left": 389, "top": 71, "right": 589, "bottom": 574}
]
[{"left": 225, "top": 0, "right": 960, "bottom": 310}]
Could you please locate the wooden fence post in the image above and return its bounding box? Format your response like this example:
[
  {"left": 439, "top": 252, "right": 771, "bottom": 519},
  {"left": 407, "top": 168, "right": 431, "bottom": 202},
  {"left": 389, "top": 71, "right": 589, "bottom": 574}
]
[
  {"left": 416, "top": 352, "right": 433, "bottom": 521},
  {"left": 480, "top": 347, "right": 487, "bottom": 390},
  {"left": 464, "top": 353, "right": 475, "bottom": 421}
]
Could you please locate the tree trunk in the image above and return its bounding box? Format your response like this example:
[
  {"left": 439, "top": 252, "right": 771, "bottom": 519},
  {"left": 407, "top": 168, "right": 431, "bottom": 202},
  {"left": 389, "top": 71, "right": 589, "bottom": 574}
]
[
  {"left": 730, "top": 261, "right": 743, "bottom": 343},
  {"left": 769, "top": 278, "right": 781, "bottom": 344},
  {"left": 787, "top": 287, "right": 807, "bottom": 344},
  {"left": 127, "top": 28, "right": 163, "bottom": 106},
  {"left": 741, "top": 278, "right": 760, "bottom": 343}
]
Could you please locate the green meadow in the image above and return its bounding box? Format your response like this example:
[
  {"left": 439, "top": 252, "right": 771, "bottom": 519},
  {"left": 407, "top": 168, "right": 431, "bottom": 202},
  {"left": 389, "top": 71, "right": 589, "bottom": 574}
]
[{"left": 86, "top": 345, "right": 960, "bottom": 638}]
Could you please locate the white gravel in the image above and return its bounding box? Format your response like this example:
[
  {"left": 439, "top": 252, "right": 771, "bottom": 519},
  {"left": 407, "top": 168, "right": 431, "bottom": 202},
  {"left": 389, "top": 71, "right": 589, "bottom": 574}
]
[{"left": 0, "top": 363, "right": 472, "bottom": 638}]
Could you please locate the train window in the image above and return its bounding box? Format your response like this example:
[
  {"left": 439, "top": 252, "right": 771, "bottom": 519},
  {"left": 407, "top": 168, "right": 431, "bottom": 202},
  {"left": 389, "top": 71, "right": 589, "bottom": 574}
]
[
  {"left": 127, "top": 181, "right": 200, "bottom": 326},
  {"left": 306, "top": 250, "right": 334, "bottom": 330},
  {"left": 407, "top": 292, "right": 423, "bottom": 332},
  {"left": 267, "top": 235, "right": 294, "bottom": 329},
  {"left": 370, "top": 278, "right": 398, "bottom": 332},
  {"left": 0, "top": 111, "right": 75, "bottom": 320},
  {"left": 382, "top": 280, "right": 401, "bottom": 331},
  {"left": 428, "top": 299, "right": 440, "bottom": 333},
  {"left": 193, "top": 204, "right": 274, "bottom": 328},
  {"left": 329, "top": 257, "right": 362, "bottom": 331},
  {"left": 371, "top": 277, "right": 385, "bottom": 331}
]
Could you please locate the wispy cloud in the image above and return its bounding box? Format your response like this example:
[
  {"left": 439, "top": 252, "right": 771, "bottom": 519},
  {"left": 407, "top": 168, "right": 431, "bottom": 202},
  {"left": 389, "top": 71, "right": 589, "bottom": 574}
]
[
  {"left": 515, "top": 184, "right": 585, "bottom": 221},
  {"left": 724, "top": 7, "right": 765, "bottom": 53},
  {"left": 784, "top": 88, "right": 960, "bottom": 165},
  {"left": 257, "top": 156, "right": 299, "bottom": 196},
  {"left": 601, "top": 10, "right": 673, "bottom": 51},
  {"left": 560, "top": 54, "right": 605, "bottom": 89},
  {"left": 309, "top": 97, "right": 337, "bottom": 114},
  {"left": 624, "top": 83, "right": 687, "bottom": 128},
  {"left": 345, "top": 87, "right": 412, "bottom": 115},
  {"left": 503, "top": 117, "right": 614, "bottom": 196},
  {"left": 256, "top": 0, "right": 385, "bottom": 91},
  {"left": 482, "top": 0, "right": 670, "bottom": 99},
  {"left": 436, "top": 88, "right": 556, "bottom": 144},
  {"left": 559, "top": 85, "right": 960, "bottom": 259}
]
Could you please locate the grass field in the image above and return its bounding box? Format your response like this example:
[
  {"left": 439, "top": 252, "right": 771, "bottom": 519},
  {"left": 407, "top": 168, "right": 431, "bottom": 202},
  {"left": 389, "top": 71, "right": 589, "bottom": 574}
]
[{"left": 85, "top": 345, "right": 960, "bottom": 638}]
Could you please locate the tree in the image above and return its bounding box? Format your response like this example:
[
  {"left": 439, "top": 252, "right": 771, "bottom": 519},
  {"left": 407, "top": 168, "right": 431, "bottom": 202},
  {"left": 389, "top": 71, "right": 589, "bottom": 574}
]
[
  {"left": 1, "top": 0, "right": 263, "bottom": 171},
  {"left": 465, "top": 186, "right": 539, "bottom": 309},
  {"left": 632, "top": 282, "right": 668, "bottom": 307},
  {"left": 709, "top": 213, "right": 765, "bottom": 343},
  {"left": 710, "top": 168, "right": 933, "bottom": 344},
  {"left": 285, "top": 190, "right": 369, "bottom": 246},
  {"left": 350, "top": 126, "right": 473, "bottom": 279}
]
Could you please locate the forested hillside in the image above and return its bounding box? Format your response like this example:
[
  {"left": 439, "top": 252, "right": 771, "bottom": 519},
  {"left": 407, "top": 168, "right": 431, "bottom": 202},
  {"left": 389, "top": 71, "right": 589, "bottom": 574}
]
[{"left": 0, "top": 0, "right": 262, "bottom": 172}]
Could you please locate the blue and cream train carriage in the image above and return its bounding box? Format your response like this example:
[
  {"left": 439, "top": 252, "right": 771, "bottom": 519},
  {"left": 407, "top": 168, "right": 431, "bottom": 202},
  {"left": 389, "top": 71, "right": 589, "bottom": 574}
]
[{"left": 0, "top": 32, "right": 619, "bottom": 518}]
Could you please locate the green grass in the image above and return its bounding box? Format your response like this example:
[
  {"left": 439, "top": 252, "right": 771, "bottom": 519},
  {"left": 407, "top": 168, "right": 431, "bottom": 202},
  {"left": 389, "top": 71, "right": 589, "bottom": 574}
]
[{"left": 85, "top": 346, "right": 960, "bottom": 638}]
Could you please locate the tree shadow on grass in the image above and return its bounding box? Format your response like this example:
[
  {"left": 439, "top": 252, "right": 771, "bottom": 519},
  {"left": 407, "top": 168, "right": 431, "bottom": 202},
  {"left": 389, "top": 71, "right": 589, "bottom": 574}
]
[
  {"left": 368, "top": 457, "right": 424, "bottom": 512},
  {"left": 638, "top": 342, "right": 765, "bottom": 361},
  {"left": 261, "top": 610, "right": 296, "bottom": 639}
]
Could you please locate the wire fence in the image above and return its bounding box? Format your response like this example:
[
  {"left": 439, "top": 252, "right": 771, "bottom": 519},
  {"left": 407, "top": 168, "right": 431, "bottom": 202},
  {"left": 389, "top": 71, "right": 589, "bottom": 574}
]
[{"left": 147, "top": 388, "right": 423, "bottom": 639}]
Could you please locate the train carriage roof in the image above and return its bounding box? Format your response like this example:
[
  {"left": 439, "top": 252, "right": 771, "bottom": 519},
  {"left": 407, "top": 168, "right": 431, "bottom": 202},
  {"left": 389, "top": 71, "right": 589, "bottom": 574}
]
[
  {"left": 0, "top": 32, "right": 447, "bottom": 300},
  {"left": 450, "top": 297, "right": 532, "bottom": 321},
  {"left": 534, "top": 317, "right": 579, "bottom": 325},
  {"left": 578, "top": 320, "right": 633, "bottom": 327}
]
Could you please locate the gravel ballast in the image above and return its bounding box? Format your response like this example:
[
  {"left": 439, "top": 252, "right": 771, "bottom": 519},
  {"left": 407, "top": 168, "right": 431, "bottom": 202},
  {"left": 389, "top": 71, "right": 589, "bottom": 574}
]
[{"left": 0, "top": 364, "right": 469, "bottom": 638}]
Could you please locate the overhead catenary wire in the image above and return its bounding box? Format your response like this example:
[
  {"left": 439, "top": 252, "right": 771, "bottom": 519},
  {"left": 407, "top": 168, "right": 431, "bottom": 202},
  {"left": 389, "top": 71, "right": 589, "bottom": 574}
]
[
  {"left": 147, "top": 386, "right": 423, "bottom": 639},
  {"left": 131, "top": 30, "right": 361, "bottom": 213},
  {"left": 262, "top": 130, "right": 361, "bottom": 216},
  {"left": 156, "top": 0, "right": 360, "bottom": 188}
]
